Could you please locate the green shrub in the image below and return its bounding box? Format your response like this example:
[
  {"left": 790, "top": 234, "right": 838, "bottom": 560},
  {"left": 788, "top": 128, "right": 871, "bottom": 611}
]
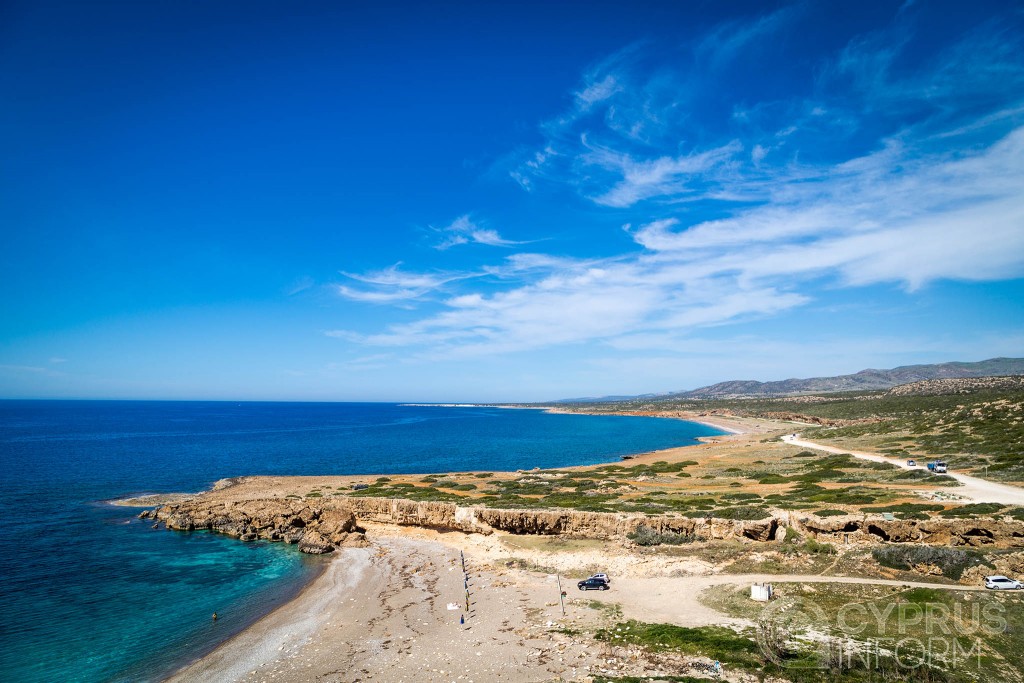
[
  {"left": 628, "top": 525, "right": 704, "bottom": 546},
  {"left": 939, "top": 503, "right": 1005, "bottom": 518},
  {"left": 594, "top": 620, "right": 758, "bottom": 663},
  {"left": 872, "top": 545, "right": 991, "bottom": 580},
  {"left": 714, "top": 505, "right": 770, "bottom": 520},
  {"left": 862, "top": 503, "right": 944, "bottom": 520},
  {"left": 802, "top": 538, "right": 837, "bottom": 555}
]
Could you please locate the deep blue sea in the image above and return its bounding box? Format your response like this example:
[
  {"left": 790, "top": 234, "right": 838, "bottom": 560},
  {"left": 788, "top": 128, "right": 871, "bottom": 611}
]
[{"left": 0, "top": 400, "right": 723, "bottom": 682}]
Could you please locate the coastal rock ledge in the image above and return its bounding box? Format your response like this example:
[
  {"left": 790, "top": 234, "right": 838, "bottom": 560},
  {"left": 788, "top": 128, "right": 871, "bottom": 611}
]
[{"left": 140, "top": 500, "right": 368, "bottom": 554}]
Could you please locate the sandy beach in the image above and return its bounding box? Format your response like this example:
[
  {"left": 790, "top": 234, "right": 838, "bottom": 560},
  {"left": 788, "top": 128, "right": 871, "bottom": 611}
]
[
  {"left": 167, "top": 531, "right": 627, "bottom": 683},
  {"left": 164, "top": 516, "right": 994, "bottom": 683},
  {"left": 164, "top": 522, "right": 765, "bottom": 683}
]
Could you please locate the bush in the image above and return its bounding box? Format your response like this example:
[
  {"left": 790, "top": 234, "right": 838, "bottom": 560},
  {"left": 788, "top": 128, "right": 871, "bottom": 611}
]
[
  {"left": 872, "top": 545, "right": 991, "bottom": 580},
  {"left": 802, "top": 538, "right": 837, "bottom": 555},
  {"left": 714, "top": 506, "right": 771, "bottom": 520},
  {"left": 594, "top": 620, "right": 759, "bottom": 667},
  {"left": 628, "top": 525, "right": 704, "bottom": 546},
  {"left": 862, "top": 503, "right": 944, "bottom": 520},
  {"left": 939, "top": 503, "right": 1005, "bottom": 518}
]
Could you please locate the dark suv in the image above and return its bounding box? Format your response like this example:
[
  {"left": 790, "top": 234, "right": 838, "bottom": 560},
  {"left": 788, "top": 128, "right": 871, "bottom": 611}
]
[{"left": 577, "top": 578, "right": 609, "bottom": 591}]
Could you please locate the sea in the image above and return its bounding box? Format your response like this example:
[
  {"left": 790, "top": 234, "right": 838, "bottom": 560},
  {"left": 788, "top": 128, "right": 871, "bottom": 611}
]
[{"left": 0, "top": 400, "right": 725, "bottom": 682}]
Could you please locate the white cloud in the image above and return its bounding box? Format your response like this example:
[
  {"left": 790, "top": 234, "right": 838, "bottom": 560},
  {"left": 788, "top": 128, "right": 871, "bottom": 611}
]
[
  {"left": 335, "top": 124, "right": 1024, "bottom": 356},
  {"left": 695, "top": 5, "right": 800, "bottom": 68},
  {"left": 588, "top": 140, "right": 744, "bottom": 207},
  {"left": 575, "top": 74, "right": 621, "bottom": 110},
  {"left": 333, "top": 12, "right": 1024, "bottom": 363},
  {"left": 336, "top": 264, "right": 475, "bottom": 303},
  {"left": 433, "top": 214, "right": 526, "bottom": 249}
]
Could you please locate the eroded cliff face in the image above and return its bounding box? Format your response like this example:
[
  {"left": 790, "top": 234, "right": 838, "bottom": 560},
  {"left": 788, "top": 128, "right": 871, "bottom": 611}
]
[
  {"left": 797, "top": 514, "right": 1024, "bottom": 548},
  {"left": 146, "top": 496, "right": 1024, "bottom": 554},
  {"left": 340, "top": 498, "right": 1024, "bottom": 548},
  {"left": 141, "top": 499, "right": 367, "bottom": 554}
]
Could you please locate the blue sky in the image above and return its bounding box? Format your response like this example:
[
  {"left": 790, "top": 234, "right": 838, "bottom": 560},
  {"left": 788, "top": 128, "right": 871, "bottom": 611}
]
[{"left": 2, "top": 0, "right": 1023, "bottom": 402}]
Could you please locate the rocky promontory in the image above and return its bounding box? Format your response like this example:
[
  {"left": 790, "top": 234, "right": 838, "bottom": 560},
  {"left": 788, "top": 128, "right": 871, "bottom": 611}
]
[{"left": 141, "top": 499, "right": 368, "bottom": 554}]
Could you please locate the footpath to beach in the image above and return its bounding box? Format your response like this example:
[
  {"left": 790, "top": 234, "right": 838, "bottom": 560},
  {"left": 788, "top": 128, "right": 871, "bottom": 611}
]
[{"left": 782, "top": 434, "right": 1024, "bottom": 506}]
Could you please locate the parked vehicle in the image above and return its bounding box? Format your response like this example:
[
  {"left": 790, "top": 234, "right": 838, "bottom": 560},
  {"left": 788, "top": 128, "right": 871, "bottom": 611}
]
[
  {"left": 578, "top": 578, "right": 609, "bottom": 591},
  {"left": 934, "top": 462, "right": 948, "bottom": 473},
  {"left": 907, "top": 459, "right": 917, "bottom": 467},
  {"left": 985, "top": 576, "right": 1023, "bottom": 590},
  {"left": 589, "top": 573, "right": 610, "bottom": 584}
]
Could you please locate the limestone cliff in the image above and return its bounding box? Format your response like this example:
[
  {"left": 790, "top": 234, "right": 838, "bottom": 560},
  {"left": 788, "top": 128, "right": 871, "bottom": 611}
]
[
  {"left": 146, "top": 495, "right": 1024, "bottom": 554},
  {"left": 339, "top": 497, "right": 1023, "bottom": 547},
  {"left": 141, "top": 499, "right": 367, "bottom": 554}
]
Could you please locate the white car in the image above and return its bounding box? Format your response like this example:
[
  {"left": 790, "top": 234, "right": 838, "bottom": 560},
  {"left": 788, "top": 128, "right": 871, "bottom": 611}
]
[
  {"left": 589, "top": 573, "right": 610, "bottom": 584},
  {"left": 985, "top": 576, "right": 1023, "bottom": 590}
]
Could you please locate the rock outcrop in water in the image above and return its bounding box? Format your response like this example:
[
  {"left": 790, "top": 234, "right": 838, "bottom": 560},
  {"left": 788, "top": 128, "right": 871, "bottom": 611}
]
[{"left": 140, "top": 500, "right": 367, "bottom": 554}]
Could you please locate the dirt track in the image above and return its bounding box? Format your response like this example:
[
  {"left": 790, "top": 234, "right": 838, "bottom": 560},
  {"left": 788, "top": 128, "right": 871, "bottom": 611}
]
[{"left": 782, "top": 434, "right": 1024, "bottom": 506}]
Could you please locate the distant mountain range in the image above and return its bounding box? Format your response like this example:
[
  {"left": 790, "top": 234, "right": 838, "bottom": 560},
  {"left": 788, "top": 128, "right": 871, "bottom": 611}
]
[{"left": 554, "top": 357, "right": 1024, "bottom": 402}]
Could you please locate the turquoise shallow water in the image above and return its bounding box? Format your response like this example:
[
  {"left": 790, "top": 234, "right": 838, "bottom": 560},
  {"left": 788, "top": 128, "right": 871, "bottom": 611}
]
[{"left": 0, "top": 400, "right": 724, "bottom": 681}]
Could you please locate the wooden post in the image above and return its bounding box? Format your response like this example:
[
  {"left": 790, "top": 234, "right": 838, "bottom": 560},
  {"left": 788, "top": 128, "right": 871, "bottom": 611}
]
[{"left": 557, "top": 574, "right": 566, "bottom": 616}]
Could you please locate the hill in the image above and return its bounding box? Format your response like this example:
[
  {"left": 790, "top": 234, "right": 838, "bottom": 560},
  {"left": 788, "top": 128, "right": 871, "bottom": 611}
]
[
  {"left": 678, "top": 358, "right": 1024, "bottom": 399},
  {"left": 558, "top": 357, "right": 1024, "bottom": 402}
]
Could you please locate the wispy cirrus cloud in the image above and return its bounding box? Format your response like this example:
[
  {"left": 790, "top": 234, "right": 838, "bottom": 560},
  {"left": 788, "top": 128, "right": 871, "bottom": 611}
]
[
  {"left": 432, "top": 215, "right": 528, "bottom": 250},
  {"left": 332, "top": 6, "right": 1024, "bottom": 361},
  {"left": 511, "top": 5, "right": 1024, "bottom": 210},
  {"left": 336, "top": 264, "right": 477, "bottom": 303},
  {"left": 586, "top": 139, "right": 744, "bottom": 207},
  {"left": 335, "top": 118, "right": 1024, "bottom": 356}
]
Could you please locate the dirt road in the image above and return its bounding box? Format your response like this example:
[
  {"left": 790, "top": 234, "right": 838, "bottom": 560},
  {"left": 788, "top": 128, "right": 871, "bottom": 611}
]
[
  {"left": 781, "top": 434, "right": 1024, "bottom": 506},
  {"left": 583, "top": 573, "right": 986, "bottom": 628}
]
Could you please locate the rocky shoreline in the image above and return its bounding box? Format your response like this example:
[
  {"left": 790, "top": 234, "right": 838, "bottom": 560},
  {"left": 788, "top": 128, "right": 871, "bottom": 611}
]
[{"left": 141, "top": 499, "right": 368, "bottom": 554}]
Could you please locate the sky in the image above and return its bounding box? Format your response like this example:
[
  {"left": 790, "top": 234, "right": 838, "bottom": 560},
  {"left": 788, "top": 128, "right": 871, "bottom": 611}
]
[{"left": 1, "top": 0, "right": 1023, "bottom": 402}]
